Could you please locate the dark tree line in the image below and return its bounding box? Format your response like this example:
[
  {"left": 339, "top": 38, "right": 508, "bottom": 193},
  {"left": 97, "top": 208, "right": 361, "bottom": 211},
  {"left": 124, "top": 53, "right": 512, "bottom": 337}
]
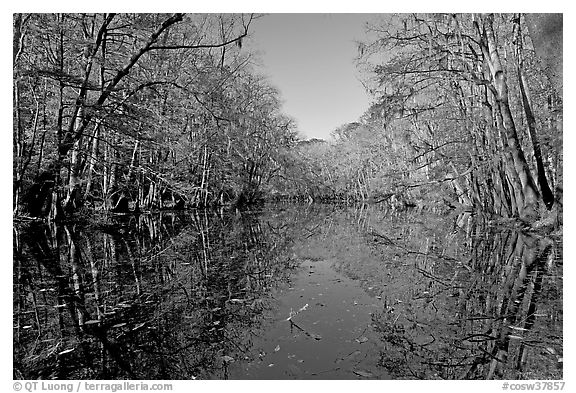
[
  {"left": 13, "top": 13, "right": 562, "bottom": 226},
  {"left": 13, "top": 13, "right": 297, "bottom": 220}
]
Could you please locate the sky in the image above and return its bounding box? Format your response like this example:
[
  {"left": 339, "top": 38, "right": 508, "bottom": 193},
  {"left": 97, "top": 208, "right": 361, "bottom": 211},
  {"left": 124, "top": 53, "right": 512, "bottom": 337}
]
[{"left": 247, "top": 14, "right": 374, "bottom": 141}]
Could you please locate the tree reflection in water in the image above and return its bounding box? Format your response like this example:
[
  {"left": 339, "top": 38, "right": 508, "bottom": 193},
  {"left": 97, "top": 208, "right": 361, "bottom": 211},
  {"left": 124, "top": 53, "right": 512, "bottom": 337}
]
[
  {"left": 13, "top": 205, "right": 562, "bottom": 380},
  {"left": 361, "top": 211, "right": 562, "bottom": 380}
]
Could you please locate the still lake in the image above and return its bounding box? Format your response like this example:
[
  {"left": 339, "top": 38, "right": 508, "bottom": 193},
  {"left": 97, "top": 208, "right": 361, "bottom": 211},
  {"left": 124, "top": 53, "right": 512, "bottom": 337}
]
[{"left": 13, "top": 204, "right": 563, "bottom": 380}]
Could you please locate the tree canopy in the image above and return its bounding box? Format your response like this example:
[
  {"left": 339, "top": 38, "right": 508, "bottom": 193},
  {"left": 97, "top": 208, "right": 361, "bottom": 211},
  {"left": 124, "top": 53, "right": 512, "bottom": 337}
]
[{"left": 14, "top": 13, "right": 562, "bottom": 226}]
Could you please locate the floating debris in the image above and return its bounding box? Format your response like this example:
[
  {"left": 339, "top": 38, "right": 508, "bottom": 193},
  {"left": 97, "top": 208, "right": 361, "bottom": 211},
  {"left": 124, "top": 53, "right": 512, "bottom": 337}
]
[
  {"left": 545, "top": 347, "right": 557, "bottom": 355},
  {"left": 58, "top": 348, "right": 75, "bottom": 355},
  {"left": 353, "top": 369, "right": 375, "bottom": 378},
  {"left": 509, "top": 326, "right": 529, "bottom": 331},
  {"left": 286, "top": 303, "right": 309, "bottom": 321}
]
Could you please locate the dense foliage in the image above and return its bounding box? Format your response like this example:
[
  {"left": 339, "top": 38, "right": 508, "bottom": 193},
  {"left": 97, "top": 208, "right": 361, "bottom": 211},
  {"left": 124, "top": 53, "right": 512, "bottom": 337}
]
[
  {"left": 13, "top": 13, "right": 297, "bottom": 219},
  {"left": 13, "top": 13, "right": 562, "bottom": 225},
  {"left": 273, "top": 14, "right": 562, "bottom": 224}
]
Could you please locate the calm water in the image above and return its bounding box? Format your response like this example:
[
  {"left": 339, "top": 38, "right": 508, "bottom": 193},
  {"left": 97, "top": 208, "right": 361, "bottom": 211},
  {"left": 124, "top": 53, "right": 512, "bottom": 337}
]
[{"left": 13, "top": 204, "right": 563, "bottom": 380}]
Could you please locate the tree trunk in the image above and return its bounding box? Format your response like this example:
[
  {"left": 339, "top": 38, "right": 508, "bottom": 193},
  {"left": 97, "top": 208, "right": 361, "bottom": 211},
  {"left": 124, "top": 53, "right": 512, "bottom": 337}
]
[
  {"left": 49, "top": 14, "right": 67, "bottom": 221},
  {"left": 64, "top": 132, "right": 83, "bottom": 211},
  {"left": 103, "top": 130, "right": 118, "bottom": 210},
  {"left": 517, "top": 67, "right": 554, "bottom": 209},
  {"left": 49, "top": 157, "right": 65, "bottom": 222},
  {"left": 13, "top": 13, "right": 25, "bottom": 214},
  {"left": 84, "top": 124, "right": 100, "bottom": 202},
  {"left": 494, "top": 102, "right": 526, "bottom": 218},
  {"left": 514, "top": 16, "right": 554, "bottom": 210},
  {"left": 482, "top": 14, "right": 540, "bottom": 220},
  {"left": 13, "top": 78, "right": 23, "bottom": 214}
]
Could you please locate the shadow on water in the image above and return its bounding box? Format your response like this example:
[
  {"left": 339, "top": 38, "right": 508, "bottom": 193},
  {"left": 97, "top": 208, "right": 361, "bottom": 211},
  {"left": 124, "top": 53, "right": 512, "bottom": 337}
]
[{"left": 13, "top": 204, "right": 562, "bottom": 380}]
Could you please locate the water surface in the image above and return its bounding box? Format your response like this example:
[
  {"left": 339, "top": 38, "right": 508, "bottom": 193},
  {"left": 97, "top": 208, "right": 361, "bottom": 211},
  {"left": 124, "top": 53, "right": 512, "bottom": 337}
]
[{"left": 13, "top": 204, "right": 563, "bottom": 380}]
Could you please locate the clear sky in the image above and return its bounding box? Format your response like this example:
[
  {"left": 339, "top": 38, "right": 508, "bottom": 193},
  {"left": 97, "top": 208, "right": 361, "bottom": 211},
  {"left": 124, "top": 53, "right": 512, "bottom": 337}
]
[{"left": 247, "top": 14, "right": 374, "bottom": 141}]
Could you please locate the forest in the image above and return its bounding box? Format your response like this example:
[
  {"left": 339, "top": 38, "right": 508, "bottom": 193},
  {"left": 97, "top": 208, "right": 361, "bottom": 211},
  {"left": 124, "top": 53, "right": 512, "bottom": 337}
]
[
  {"left": 13, "top": 13, "right": 563, "bottom": 226},
  {"left": 12, "top": 13, "right": 564, "bottom": 381}
]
